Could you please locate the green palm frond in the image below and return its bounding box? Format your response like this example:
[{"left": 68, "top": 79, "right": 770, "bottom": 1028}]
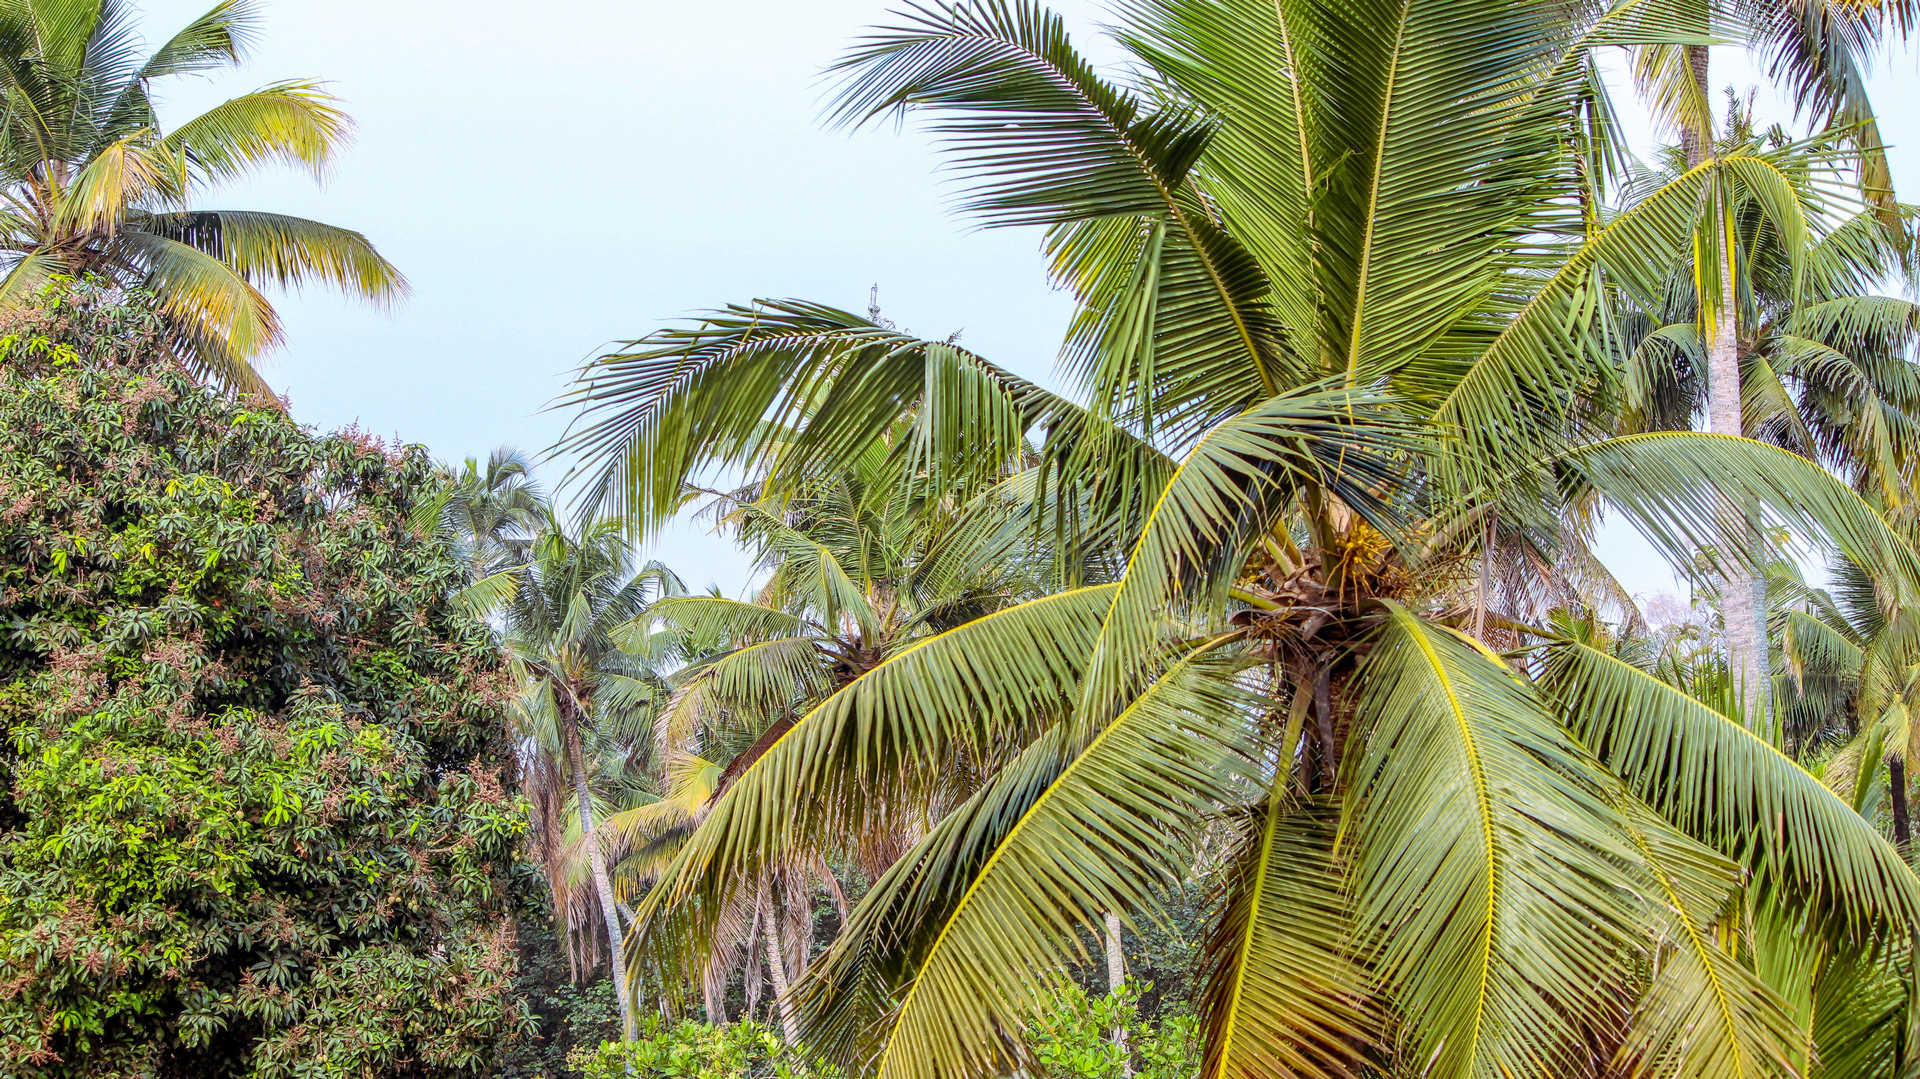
[
  {"left": 636, "top": 595, "right": 811, "bottom": 646},
  {"left": 116, "top": 228, "right": 278, "bottom": 370},
  {"left": 57, "top": 131, "right": 185, "bottom": 233},
  {"left": 1614, "top": 800, "right": 1802, "bottom": 1078},
  {"left": 138, "top": 209, "right": 406, "bottom": 303},
  {"left": 560, "top": 302, "right": 1070, "bottom": 530},
  {"left": 1544, "top": 639, "right": 1920, "bottom": 931},
  {"left": 1197, "top": 795, "right": 1373, "bottom": 1079},
  {"left": 162, "top": 80, "right": 350, "bottom": 183},
  {"left": 451, "top": 566, "right": 522, "bottom": 616},
  {"left": 1562, "top": 432, "right": 1920, "bottom": 607},
  {"left": 627, "top": 584, "right": 1118, "bottom": 985},
  {"left": 830, "top": 0, "right": 1293, "bottom": 432},
  {"left": 1347, "top": 605, "right": 1642, "bottom": 1077},
  {"left": 793, "top": 639, "right": 1253, "bottom": 1079}
]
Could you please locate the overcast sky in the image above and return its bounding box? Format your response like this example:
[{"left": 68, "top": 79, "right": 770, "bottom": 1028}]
[{"left": 137, "top": 0, "right": 1918, "bottom": 600}]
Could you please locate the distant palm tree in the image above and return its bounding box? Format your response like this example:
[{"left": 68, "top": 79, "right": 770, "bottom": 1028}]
[
  {"left": 1631, "top": 0, "right": 1919, "bottom": 711},
  {"left": 442, "top": 447, "right": 545, "bottom": 581},
  {"left": 504, "top": 514, "right": 681, "bottom": 1041},
  {"left": 0, "top": 0, "right": 405, "bottom": 393},
  {"left": 1620, "top": 111, "right": 1920, "bottom": 502}
]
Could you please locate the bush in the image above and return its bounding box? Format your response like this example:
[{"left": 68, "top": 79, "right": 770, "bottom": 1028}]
[
  {"left": 0, "top": 283, "right": 532, "bottom": 1076},
  {"left": 1024, "top": 980, "right": 1200, "bottom": 1079},
  {"left": 568, "top": 1018, "right": 834, "bottom": 1079},
  {"left": 569, "top": 980, "right": 1196, "bottom": 1079}
]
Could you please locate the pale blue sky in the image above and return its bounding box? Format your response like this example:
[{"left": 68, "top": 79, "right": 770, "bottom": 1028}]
[{"left": 138, "top": 0, "right": 1917, "bottom": 600}]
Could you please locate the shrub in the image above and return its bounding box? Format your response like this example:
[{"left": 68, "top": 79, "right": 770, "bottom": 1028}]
[
  {"left": 1023, "top": 980, "right": 1201, "bottom": 1079},
  {"left": 568, "top": 1018, "right": 834, "bottom": 1079},
  {"left": 0, "top": 283, "right": 532, "bottom": 1076}
]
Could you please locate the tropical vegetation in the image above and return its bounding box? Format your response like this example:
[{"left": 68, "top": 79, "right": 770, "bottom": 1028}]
[
  {"left": 6, "top": 0, "right": 1920, "bottom": 1077},
  {"left": 0, "top": 284, "right": 528, "bottom": 1076}
]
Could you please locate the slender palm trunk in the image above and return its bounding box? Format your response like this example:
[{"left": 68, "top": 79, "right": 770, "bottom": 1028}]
[
  {"left": 1102, "top": 911, "right": 1126, "bottom": 992},
  {"left": 1687, "top": 43, "right": 1773, "bottom": 737},
  {"left": 760, "top": 875, "right": 800, "bottom": 1043},
  {"left": 1103, "top": 910, "right": 1132, "bottom": 1077},
  {"left": 565, "top": 704, "right": 637, "bottom": 1042},
  {"left": 702, "top": 952, "right": 727, "bottom": 1024}
]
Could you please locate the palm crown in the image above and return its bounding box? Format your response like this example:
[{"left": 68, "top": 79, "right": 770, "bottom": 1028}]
[
  {"left": 561, "top": 1, "right": 1920, "bottom": 1076},
  {"left": 0, "top": 0, "right": 405, "bottom": 393}
]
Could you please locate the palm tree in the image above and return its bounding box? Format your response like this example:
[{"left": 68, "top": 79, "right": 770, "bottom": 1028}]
[
  {"left": 441, "top": 447, "right": 546, "bottom": 582},
  {"left": 0, "top": 0, "right": 406, "bottom": 393},
  {"left": 1631, "top": 0, "right": 1920, "bottom": 712},
  {"left": 1615, "top": 108, "right": 1920, "bottom": 741},
  {"left": 563, "top": 1, "right": 1920, "bottom": 1075},
  {"left": 504, "top": 513, "right": 682, "bottom": 1041},
  {"left": 622, "top": 444, "right": 1053, "bottom": 1035}
]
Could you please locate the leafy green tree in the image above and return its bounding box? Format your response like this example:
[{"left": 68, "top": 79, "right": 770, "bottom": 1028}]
[
  {"left": 564, "top": 1, "right": 1920, "bottom": 1076},
  {"left": 0, "top": 282, "right": 528, "bottom": 1076},
  {"left": 569, "top": 1016, "right": 836, "bottom": 1079},
  {"left": 1023, "top": 981, "right": 1200, "bottom": 1079},
  {"left": 0, "top": 0, "right": 405, "bottom": 392}
]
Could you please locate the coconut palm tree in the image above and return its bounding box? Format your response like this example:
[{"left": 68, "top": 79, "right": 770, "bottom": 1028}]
[
  {"left": 503, "top": 513, "right": 682, "bottom": 1041},
  {"left": 441, "top": 447, "right": 546, "bottom": 582},
  {"left": 1615, "top": 109, "right": 1920, "bottom": 744},
  {"left": 614, "top": 441, "right": 1056, "bottom": 1034},
  {"left": 563, "top": 1, "right": 1920, "bottom": 1075},
  {"left": 0, "top": 0, "right": 405, "bottom": 393},
  {"left": 1630, "top": 0, "right": 1920, "bottom": 712}
]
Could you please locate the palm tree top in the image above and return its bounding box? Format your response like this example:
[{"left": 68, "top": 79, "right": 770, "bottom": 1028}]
[{"left": 0, "top": 0, "right": 407, "bottom": 394}]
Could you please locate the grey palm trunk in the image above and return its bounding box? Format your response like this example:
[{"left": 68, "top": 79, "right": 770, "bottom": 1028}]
[
  {"left": 565, "top": 703, "right": 638, "bottom": 1042},
  {"left": 1687, "top": 44, "right": 1774, "bottom": 739}
]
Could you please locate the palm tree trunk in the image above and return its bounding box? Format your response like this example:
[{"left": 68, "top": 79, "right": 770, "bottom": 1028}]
[
  {"left": 1686, "top": 43, "right": 1773, "bottom": 738},
  {"left": 1892, "top": 756, "right": 1911, "bottom": 846},
  {"left": 565, "top": 704, "right": 637, "bottom": 1042},
  {"left": 1102, "top": 910, "right": 1132, "bottom": 1077},
  {"left": 760, "top": 875, "right": 800, "bottom": 1043}
]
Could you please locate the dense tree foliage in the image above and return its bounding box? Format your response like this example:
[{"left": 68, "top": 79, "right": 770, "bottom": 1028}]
[{"left": 0, "top": 285, "right": 529, "bottom": 1077}]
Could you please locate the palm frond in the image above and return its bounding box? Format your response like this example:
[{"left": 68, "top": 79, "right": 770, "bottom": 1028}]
[
  {"left": 627, "top": 584, "right": 1118, "bottom": 988},
  {"left": 1347, "top": 605, "right": 1641, "bottom": 1077},
  {"left": 794, "top": 638, "right": 1253, "bottom": 1079},
  {"left": 1543, "top": 639, "right": 1920, "bottom": 932},
  {"left": 162, "top": 80, "right": 350, "bottom": 183},
  {"left": 138, "top": 209, "right": 406, "bottom": 304}
]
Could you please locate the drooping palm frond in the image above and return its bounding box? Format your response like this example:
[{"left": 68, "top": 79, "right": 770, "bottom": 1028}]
[
  {"left": 139, "top": 209, "right": 405, "bottom": 303},
  {"left": 559, "top": 302, "right": 1100, "bottom": 530},
  {"left": 1196, "top": 796, "right": 1373, "bottom": 1079},
  {"left": 1346, "top": 606, "right": 1643, "bottom": 1077},
  {"left": 1562, "top": 432, "right": 1920, "bottom": 608},
  {"left": 1544, "top": 639, "right": 1920, "bottom": 930},
  {"left": 793, "top": 640, "right": 1254, "bottom": 1079},
  {"left": 628, "top": 584, "right": 1118, "bottom": 983}
]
